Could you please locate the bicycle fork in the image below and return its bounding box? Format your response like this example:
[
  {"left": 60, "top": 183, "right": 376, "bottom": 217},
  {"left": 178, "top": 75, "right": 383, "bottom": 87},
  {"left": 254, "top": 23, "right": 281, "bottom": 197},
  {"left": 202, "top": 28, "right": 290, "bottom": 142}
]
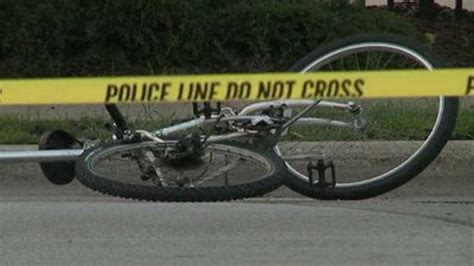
[{"left": 105, "top": 104, "right": 130, "bottom": 140}]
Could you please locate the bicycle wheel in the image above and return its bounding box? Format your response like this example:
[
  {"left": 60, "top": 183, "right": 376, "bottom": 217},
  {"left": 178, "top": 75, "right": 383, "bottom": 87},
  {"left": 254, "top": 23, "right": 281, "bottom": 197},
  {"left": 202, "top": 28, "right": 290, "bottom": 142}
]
[
  {"left": 280, "top": 34, "right": 459, "bottom": 200},
  {"left": 75, "top": 140, "right": 286, "bottom": 202}
]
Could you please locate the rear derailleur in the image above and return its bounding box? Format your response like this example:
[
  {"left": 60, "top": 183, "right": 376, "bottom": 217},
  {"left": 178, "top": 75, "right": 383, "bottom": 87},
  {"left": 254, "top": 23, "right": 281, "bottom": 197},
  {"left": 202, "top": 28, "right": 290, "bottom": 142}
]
[{"left": 137, "top": 133, "right": 205, "bottom": 187}]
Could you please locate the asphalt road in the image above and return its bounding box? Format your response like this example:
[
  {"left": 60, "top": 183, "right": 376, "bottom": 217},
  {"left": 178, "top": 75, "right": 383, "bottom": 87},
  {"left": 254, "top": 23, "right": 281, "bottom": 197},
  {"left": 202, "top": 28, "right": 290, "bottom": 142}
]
[
  {"left": 0, "top": 197, "right": 473, "bottom": 266},
  {"left": 1, "top": 142, "right": 473, "bottom": 265}
]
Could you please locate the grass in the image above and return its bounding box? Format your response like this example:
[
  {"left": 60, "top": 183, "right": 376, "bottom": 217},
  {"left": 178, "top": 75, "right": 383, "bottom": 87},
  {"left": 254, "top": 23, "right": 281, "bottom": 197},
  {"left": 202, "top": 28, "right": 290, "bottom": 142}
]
[
  {"left": 1, "top": 106, "right": 472, "bottom": 144},
  {"left": 0, "top": 115, "right": 172, "bottom": 144},
  {"left": 285, "top": 103, "right": 474, "bottom": 142}
]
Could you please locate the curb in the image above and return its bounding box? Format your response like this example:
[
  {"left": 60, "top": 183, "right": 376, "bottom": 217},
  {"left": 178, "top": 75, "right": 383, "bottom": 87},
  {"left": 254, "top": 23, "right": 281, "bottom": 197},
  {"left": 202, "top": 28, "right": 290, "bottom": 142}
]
[{"left": 1, "top": 141, "right": 472, "bottom": 199}]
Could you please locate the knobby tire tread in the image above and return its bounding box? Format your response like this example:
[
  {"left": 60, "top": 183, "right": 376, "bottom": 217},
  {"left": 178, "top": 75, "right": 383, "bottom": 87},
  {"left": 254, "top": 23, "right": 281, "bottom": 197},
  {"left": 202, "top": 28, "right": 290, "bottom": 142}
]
[{"left": 75, "top": 141, "right": 286, "bottom": 202}]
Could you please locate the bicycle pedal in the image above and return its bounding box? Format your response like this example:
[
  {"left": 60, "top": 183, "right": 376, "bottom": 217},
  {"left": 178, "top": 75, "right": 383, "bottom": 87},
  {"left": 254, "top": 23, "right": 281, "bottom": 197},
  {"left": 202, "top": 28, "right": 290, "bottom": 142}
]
[{"left": 307, "top": 159, "right": 336, "bottom": 189}]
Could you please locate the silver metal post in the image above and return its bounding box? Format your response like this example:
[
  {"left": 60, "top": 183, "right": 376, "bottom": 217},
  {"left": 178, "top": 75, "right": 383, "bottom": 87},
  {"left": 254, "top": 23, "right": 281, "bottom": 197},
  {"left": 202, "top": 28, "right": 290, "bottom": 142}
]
[{"left": 0, "top": 149, "right": 84, "bottom": 163}]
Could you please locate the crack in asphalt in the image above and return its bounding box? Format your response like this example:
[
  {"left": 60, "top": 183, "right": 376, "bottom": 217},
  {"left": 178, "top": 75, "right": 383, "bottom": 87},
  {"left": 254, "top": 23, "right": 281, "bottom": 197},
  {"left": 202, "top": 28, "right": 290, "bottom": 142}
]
[
  {"left": 415, "top": 200, "right": 474, "bottom": 205},
  {"left": 245, "top": 198, "right": 474, "bottom": 228}
]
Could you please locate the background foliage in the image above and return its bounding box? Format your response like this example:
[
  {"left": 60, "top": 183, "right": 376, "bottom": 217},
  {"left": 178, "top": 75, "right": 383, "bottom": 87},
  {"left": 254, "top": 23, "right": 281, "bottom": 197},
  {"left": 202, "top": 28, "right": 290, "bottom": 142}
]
[
  {"left": 3, "top": 0, "right": 472, "bottom": 144},
  {"left": 0, "top": 0, "right": 416, "bottom": 77}
]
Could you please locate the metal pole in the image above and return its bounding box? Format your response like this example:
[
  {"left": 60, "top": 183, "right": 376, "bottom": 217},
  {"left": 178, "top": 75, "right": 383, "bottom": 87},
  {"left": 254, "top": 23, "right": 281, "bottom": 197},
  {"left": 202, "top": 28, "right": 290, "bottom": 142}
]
[{"left": 0, "top": 149, "right": 83, "bottom": 163}]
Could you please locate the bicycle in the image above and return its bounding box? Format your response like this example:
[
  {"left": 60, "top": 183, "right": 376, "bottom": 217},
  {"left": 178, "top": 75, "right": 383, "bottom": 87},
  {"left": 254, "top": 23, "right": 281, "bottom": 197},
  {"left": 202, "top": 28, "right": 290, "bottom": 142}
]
[{"left": 0, "top": 33, "right": 459, "bottom": 202}]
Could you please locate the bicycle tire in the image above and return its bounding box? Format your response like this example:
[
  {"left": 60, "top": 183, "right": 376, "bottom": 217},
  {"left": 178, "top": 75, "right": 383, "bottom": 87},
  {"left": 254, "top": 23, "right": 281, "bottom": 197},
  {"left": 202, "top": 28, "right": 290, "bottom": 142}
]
[
  {"left": 282, "top": 33, "right": 459, "bottom": 200},
  {"left": 75, "top": 140, "right": 286, "bottom": 202}
]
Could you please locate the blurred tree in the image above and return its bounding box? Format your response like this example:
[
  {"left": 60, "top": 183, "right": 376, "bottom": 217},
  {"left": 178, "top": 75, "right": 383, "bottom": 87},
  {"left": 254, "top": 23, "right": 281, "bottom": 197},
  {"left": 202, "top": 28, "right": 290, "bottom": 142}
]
[
  {"left": 352, "top": 0, "right": 366, "bottom": 6},
  {"left": 418, "top": 0, "right": 436, "bottom": 18},
  {"left": 388, "top": 0, "right": 394, "bottom": 10},
  {"left": 455, "top": 0, "right": 463, "bottom": 18}
]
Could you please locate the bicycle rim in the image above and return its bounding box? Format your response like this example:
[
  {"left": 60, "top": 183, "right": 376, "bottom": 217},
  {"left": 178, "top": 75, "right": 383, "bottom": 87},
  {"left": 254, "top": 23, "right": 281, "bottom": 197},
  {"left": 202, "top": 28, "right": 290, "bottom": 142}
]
[
  {"left": 85, "top": 142, "right": 275, "bottom": 188},
  {"left": 278, "top": 36, "right": 452, "bottom": 190}
]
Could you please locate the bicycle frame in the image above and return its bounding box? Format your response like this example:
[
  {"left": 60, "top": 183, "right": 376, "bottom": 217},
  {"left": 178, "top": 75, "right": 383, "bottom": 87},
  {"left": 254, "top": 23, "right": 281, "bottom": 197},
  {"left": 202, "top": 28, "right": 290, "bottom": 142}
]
[
  {"left": 0, "top": 99, "right": 361, "bottom": 164},
  {"left": 155, "top": 100, "right": 355, "bottom": 136}
]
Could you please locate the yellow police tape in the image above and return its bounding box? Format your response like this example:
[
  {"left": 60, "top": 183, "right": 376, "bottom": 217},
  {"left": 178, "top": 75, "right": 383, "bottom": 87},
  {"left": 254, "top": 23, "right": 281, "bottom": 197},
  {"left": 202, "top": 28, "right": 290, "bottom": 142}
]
[{"left": 0, "top": 68, "right": 473, "bottom": 105}]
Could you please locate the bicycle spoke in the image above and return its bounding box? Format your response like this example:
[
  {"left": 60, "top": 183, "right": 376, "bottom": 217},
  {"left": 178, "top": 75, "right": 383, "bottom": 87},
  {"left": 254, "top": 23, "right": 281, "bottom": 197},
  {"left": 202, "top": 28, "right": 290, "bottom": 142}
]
[
  {"left": 194, "top": 158, "right": 244, "bottom": 186},
  {"left": 355, "top": 54, "right": 361, "bottom": 70},
  {"left": 381, "top": 54, "right": 395, "bottom": 69},
  {"left": 399, "top": 58, "right": 409, "bottom": 69},
  {"left": 373, "top": 52, "right": 384, "bottom": 70},
  {"left": 365, "top": 51, "right": 371, "bottom": 70},
  {"left": 279, "top": 39, "right": 447, "bottom": 192}
]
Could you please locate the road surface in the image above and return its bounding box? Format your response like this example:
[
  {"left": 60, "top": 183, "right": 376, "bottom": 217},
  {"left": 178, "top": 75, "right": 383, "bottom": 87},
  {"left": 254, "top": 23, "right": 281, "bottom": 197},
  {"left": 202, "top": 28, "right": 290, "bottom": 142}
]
[{"left": 1, "top": 142, "right": 473, "bottom": 265}]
